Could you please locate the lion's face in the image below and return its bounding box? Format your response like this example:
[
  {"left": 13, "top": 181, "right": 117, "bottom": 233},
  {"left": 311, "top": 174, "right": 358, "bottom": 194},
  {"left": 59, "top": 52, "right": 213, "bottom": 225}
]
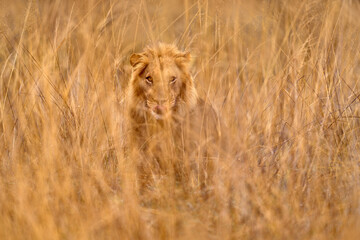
[
  {"left": 135, "top": 57, "right": 183, "bottom": 120},
  {"left": 129, "top": 44, "right": 197, "bottom": 120}
]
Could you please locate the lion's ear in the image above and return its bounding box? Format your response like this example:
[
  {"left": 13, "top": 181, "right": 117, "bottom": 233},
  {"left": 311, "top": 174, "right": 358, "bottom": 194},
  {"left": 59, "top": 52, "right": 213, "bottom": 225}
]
[
  {"left": 176, "top": 51, "right": 191, "bottom": 64},
  {"left": 130, "top": 53, "right": 144, "bottom": 67}
]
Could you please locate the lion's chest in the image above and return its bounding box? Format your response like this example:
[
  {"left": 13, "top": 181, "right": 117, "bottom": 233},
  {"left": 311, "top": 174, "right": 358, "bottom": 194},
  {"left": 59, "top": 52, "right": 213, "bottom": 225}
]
[
  {"left": 129, "top": 99, "right": 220, "bottom": 163},
  {"left": 133, "top": 119, "right": 200, "bottom": 158}
]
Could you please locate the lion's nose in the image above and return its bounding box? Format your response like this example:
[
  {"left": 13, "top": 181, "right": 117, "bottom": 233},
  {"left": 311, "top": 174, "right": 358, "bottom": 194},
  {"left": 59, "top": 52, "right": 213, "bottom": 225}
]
[{"left": 155, "top": 105, "right": 166, "bottom": 114}]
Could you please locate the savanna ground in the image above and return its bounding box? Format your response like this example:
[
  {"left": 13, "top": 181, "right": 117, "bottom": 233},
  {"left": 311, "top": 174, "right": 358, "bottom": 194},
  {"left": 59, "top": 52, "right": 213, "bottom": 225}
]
[{"left": 1, "top": 0, "right": 360, "bottom": 239}]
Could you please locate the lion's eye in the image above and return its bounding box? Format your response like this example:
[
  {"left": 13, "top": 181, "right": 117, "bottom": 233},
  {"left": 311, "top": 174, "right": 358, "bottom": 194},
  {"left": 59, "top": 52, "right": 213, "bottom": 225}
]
[
  {"left": 145, "top": 76, "right": 153, "bottom": 85},
  {"left": 170, "top": 76, "right": 177, "bottom": 84}
]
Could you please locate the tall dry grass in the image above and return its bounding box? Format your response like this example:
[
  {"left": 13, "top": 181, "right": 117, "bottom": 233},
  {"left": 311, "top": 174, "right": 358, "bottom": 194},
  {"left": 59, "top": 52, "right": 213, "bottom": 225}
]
[{"left": 1, "top": 0, "right": 360, "bottom": 239}]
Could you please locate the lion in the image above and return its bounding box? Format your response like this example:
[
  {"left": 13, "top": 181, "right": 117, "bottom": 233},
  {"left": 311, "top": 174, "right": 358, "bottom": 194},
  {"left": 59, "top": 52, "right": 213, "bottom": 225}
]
[{"left": 125, "top": 43, "right": 221, "bottom": 193}]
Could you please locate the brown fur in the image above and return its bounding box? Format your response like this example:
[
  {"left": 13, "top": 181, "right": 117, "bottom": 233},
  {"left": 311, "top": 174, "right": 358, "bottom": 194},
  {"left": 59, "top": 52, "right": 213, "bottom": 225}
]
[{"left": 125, "top": 43, "right": 221, "bottom": 191}]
